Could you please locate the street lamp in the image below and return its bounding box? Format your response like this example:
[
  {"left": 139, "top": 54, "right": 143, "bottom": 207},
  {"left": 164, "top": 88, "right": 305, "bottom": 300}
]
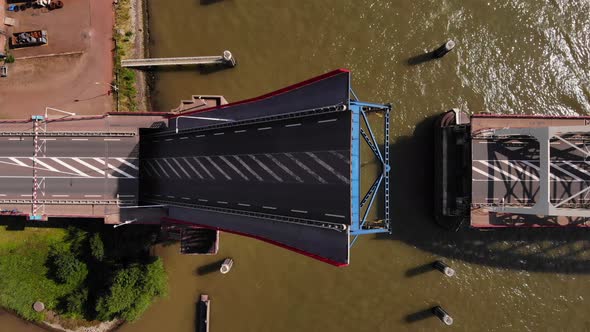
[
  {"left": 95, "top": 82, "right": 119, "bottom": 112},
  {"left": 113, "top": 218, "right": 137, "bottom": 229},
  {"left": 175, "top": 115, "right": 233, "bottom": 134}
]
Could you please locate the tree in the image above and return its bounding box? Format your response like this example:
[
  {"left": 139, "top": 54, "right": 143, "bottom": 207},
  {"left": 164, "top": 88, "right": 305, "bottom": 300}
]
[
  {"left": 89, "top": 233, "right": 105, "bottom": 261},
  {"left": 51, "top": 251, "right": 88, "bottom": 286},
  {"left": 95, "top": 258, "right": 167, "bottom": 321},
  {"left": 63, "top": 289, "right": 88, "bottom": 317}
]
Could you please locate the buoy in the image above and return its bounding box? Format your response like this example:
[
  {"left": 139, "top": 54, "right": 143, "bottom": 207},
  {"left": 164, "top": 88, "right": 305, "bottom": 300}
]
[
  {"left": 432, "top": 260, "right": 455, "bottom": 277},
  {"left": 220, "top": 258, "right": 234, "bottom": 274},
  {"left": 433, "top": 40, "right": 455, "bottom": 58},
  {"left": 432, "top": 306, "right": 453, "bottom": 325}
]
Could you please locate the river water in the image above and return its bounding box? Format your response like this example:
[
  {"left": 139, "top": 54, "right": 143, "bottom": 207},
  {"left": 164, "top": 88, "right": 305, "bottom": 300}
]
[{"left": 4, "top": 0, "right": 590, "bottom": 331}]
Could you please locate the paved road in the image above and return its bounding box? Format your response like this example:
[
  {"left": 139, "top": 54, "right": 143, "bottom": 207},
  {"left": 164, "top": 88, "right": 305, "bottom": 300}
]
[
  {"left": 472, "top": 137, "right": 590, "bottom": 206},
  {"left": 140, "top": 111, "right": 352, "bottom": 224},
  {"left": 0, "top": 135, "right": 139, "bottom": 201}
]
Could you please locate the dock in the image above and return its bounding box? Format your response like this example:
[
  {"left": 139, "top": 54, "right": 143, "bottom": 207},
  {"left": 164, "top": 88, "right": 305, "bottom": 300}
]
[
  {"left": 198, "top": 294, "right": 210, "bottom": 332},
  {"left": 121, "top": 50, "right": 236, "bottom": 68}
]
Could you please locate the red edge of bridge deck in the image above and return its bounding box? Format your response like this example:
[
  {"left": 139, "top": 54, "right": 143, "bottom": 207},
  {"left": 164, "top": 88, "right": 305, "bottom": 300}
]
[
  {"left": 167, "top": 69, "right": 351, "bottom": 119},
  {"left": 472, "top": 113, "right": 590, "bottom": 120},
  {"left": 161, "top": 217, "right": 349, "bottom": 267}
]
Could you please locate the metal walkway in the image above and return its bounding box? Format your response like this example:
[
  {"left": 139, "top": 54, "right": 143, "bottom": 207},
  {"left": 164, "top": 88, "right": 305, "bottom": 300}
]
[{"left": 122, "top": 51, "right": 236, "bottom": 68}]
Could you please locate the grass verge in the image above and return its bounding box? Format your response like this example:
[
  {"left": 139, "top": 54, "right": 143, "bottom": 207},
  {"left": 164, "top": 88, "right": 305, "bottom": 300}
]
[{"left": 114, "top": 0, "right": 138, "bottom": 111}]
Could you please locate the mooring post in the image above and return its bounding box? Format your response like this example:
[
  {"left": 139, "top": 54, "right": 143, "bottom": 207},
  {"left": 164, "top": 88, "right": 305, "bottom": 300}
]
[
  {"left": 433, "top": 260, "right": 455, "bottom": 277},
  {"left": 433, "top": 40, "right": 455, "bottom": 58},
  {"left": 432, "top": 306, "right": 453, "bottom": 326},
  {"left": 220, "top": 258, "right": 234, "bottom": 274},
  {"left": 223, "top": 50, "right": 236, "bottom": 67}
]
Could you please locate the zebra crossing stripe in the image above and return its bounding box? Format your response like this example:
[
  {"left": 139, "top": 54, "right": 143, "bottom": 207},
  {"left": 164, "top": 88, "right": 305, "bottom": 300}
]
[
  {"left": 181, "top": 157, "right": 204, "bottom": 179},
  {"left": 93, "top": 158, "right": 135, "bottom": 178},
  {"left": 219, "top": 156, "right": 249, "bottom": 181},
  {"left": 72, "top": 157, "right": 107, "bottom": 176},
  {"left": 285, "top": 153, "right": 327, "bottom": 184},
  {"left": 265, "top": 153, "right": 303, "bottom": 183},
  {"left": 51, "top": 158, "right": 90, "bottom": 177},
  {"left": 306, "top": 152, "right": 349, "bottom": 184},
  {"left": 153, "top": 159, "right": 171, "bottom": 178},
  {"left": 115, "top": 158, "right": 139, "bottom": 170},
  {"left": 163, "top": 158, "right": 182, "bottom": 178},
  {"left": 172, "top": 158, "right": 192, "bottom": 178},
  {"left": 249, "top": 155, "right": 283, "bottom": 182},
  {"left": 193, "top": 157, "right": 215, "bottom": 180},
  {"left": 233, "top": 155, "right": 263, "bottom": 181},
  {"left": 205, "top": 156, "right": 232, "bottom": 180}
]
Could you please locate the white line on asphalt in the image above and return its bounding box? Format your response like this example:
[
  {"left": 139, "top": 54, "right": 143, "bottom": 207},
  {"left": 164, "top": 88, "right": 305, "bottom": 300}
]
[
  {"left": 219, "top": 156, "right": 249, "bottom": 181},
  {"left": 154, "top": 194, "right": 162, "bottom": 197},
  {"left": 32, "top": 158, "right": 61, "bottom": 173},
  {"left": 551, "top": 163, "right": 583, "bottom": 181},
  {"left": 213, "top": 132, "right": 225, "bottom": 136},
  {"left": 9, "top": 157, "right": 28, "bottom": 167},
  {"left": 257, "top": 127, "right": 272, "bottom": 131},
  {"left": 234, "top": 130, "right": 247, "bottom": 133},
  {"left": 285, "top": 123, "right": 301, "bottom": 128},
  {"left": 163, "top": 158, "right": 182, "bottom": 178},
  {"left": 238, "top": 203, "right": 251, "bottom": 207},
  {"left": 181, "top": 197, "right": 191, "bottom": 200},
  {"left": 262, "top": 206, "right": 277, "bottom": 210},
  {"left": 498, "top": 160, "right": 539, "bottom": 181},
  {"left": 167, "top": 196, "right": 175, "bottom": 199},
  {"left": 8, "top": 138, "right": 21, "bottom": 141},
  {"left": 73, "top": 157, "right": 107, "bottom": 176},
  {"left": 472, "top": 167, "right": 501, "bottom": 181},
  {"left": 477, "top": 160, "right": 520, "bottom": 181},
  {"left": 521, "top": 161, "right": 563, "bottom": 181},
  {"left": 94, "top": 158, "right": 136, "bottom": 179},
  {"left": 172, "top": 158, "right": 192, "bottom": 178},
  {"left": 217, "top": 201, "right": 228, "bottom": 204},
  {"left": 71, "top": 138, "right": 88, "bottom": 141},
  {"left": 198, "top": 199, "right": 208, "bottom": 202},
  {"left": 329, "top": 151, "right": 350, "bottom": 164},
  {"left": 181, "top": 157, "right": 204, "bottom": 179},
  {"left": 52, "top": 195, "right": 70, "bottom": 198},
  {"left": 115, "top": 158, "right": 139, "bottom": 170},
  {"left": 118, "top": 194, "right": 135, "bottom": 198},
  {"left": 325, "top": 213, "right": 346, "bottom": 218},
  {"left": 563, "top": 161, "right": 590, "bottom": 177},
  {"left": 306, "top": 152, "right": 350, "bottom": 184},
  {"left": 205, "top": 156, "right": 232, "bottom": 180},
  {"left": 318, "top": 119, "right": 338, "bottom": 124},
  {"left": 41, "top": 138, "right": 56, "bottom": 141},
  {"left": 146, "top": 161, "right": 162, "bottom": 177},
  {"left": 153, "top": 140, "right": 159, "bottom": 143},
  {"left": 154, "top": 159, "right": 171, "bottom": 178},
  {"left": 0, "top": 176, "right": 136, "bottom": 179},
  {"left": 84, "top": 195, "right": 102, "bottom": 198},
  {"left": 196, "top": 134, "right": 206, "bottom": 138},
  {"left": 51, "top": 158, "right": 90, "bottom": 177},
  {"left": 0, "top": 194, "right": 5, "bottom": 197},
  {"left": 180, "top": 137, "right": 189, "bottom": 140},
  {"left": 104, "top": 138, "right": 121, "bottom": 141},
  {"left": 20, "top": 194, "right": 32, "bottom": 197},
  {"left": 265, "top": 153, "right": 303, "bottom": 183},
  {"left": 193, "top": 157, "right": 215, "bottom": 179},
  {"left": 249, "top": 155, "right": 282, "bottom": 182},
  {"left": 291, "top": 209, "right": 308, "bottom": 214},
  {"left": 285, "top": 153, "right": 327, "bottom": 184},
  {"left": 165, "top": 138, "right": 174, "bottom": 142},
  {"left": 233, "top": 155, "right": 263, "bottom": 181}
]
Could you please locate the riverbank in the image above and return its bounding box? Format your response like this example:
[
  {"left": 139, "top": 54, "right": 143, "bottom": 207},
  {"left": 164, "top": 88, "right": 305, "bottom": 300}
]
[{"left": 113, "top": 0, "right": 150, "bottom": 112}]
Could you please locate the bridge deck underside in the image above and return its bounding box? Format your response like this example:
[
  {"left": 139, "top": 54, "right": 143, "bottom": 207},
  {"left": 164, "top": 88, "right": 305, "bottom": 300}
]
[{"left": 471, "top": 115, "right": 590, "bottom": 227}]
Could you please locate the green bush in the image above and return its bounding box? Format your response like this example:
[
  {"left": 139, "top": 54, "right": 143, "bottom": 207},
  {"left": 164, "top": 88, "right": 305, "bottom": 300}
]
[
  {"left": 63, "top": 289, "right": 88, "bottom": 317},
  {"left": 51, "top": 251, "right": 88, "bottom": 286},
  {"left": 89, "top": 233, "right": 105, "bottom": 262},
  {"left": 4, "top": 54, "right": 15, "bottom": 64},
  {"left": 96, "top": 258, "right": 167, "bottom": 321}
]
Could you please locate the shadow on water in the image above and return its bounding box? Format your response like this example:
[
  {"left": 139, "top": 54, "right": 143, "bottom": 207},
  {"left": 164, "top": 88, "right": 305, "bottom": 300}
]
[
  {"left": 130, "top": 64, "right": 233, "bottom": 75},
  {"left": 405, "top": 261, "right": 439, "bottom": 278},
  {"left": 404, "top": 307, "right": 436, "bottom": 323},
  {"left": 406, "top": 51, "right": 437, "bottom": 66},
  {"left": 200, "top": 0, "right": 225, "bottom": 5},
  {"left": 377, "top": 114, "right": 590, "bottom": 274}
]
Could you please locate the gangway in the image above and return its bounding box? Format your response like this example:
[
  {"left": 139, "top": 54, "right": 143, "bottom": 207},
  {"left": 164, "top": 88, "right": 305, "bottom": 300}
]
[{"left": 122, "top": 51, "right": 236, "bottom": 68}]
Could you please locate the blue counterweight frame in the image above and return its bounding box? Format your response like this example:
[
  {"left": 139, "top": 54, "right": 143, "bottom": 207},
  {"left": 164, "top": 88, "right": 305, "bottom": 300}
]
[{"left": 348, "top": 94, "right": 391, "bottom": 247}]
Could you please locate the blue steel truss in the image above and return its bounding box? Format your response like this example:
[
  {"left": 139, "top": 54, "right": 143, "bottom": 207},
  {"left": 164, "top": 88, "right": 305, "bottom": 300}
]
[{"left": 349, "top": 93, "right": 391, "bottom": 247}]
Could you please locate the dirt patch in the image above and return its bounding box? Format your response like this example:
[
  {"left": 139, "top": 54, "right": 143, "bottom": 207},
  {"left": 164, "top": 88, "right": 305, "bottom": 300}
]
[{"left": 0, "top": 0, "right": 114, "bottom": 118}]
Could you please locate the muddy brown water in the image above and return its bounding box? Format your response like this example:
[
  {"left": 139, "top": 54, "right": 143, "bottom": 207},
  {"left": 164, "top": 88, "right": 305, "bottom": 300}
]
[{"left": 4, "top": 0, "right": 590, "bottom": 331}]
